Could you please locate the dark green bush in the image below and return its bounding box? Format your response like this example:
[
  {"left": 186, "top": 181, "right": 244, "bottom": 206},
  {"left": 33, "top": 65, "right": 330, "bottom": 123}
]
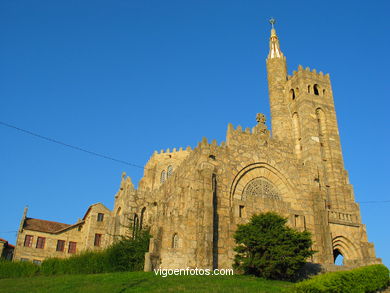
[
  {"left": 0, "top": 259, "right": 40, "bottom": 279},
  {"left": 233, "top": 212, "right": 315, "bottom": 281},
  {"left": 291, "top": 264, "right": 389, "bottom": 293},
  {"left": 107, "top": 229, "right": 151, "bottom": 272}
]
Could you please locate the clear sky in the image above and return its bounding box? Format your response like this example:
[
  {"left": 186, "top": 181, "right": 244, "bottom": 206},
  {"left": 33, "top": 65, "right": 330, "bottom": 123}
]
[{"left": 1, "top": 0, "right": 389, "bottom": 268}]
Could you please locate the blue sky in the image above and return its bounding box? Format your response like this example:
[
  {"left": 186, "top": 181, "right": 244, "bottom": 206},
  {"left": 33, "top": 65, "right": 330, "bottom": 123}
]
[{"left": 1, "top": 1, "right": 389, "bottom": 268}]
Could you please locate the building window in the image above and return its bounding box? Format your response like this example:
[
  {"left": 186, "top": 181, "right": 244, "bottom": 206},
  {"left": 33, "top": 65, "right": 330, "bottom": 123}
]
[
  {"left": 313, "top": 84, "right": 319, "bottom": 95},
  {"left": 56, "top": 240, "right": 65, "bottom": 252},
  {"left": 68, "top": 241, "right": 77, "bottom": 254},
  {"left": 20, "top": 258, "right": 29, "bottom": 262},
  {"left": 36, "top": 237, "right": 46, "bottom": 249},
  {"left": 160, "top": 170, "right": 166, "bottom": 183},
  {"left": 24, "top": 235, "right": 33, "bottom": 247},
  {"left": 33, "top": 260, "right": 42, "bottom": 265},
  {"left": 290, "top": 89, "right": 295, "bottom": 100},
  {"left": 97, "top": 213, "right": 104, "bottom": 222},
  {"left": 94, "top": 234, "right": 102, "bottom": 247},
  {"left": 172, "top": 233, "right": 179, "bottom": 249},
  {"left": 243, "top": 177, "right": 281, "bottom": 200},
  {"left": 239, "top": 205, "right": 245, "bottom": 218},
  {"left": 167, "top": 165, "right": 173, "bottom": 177}
]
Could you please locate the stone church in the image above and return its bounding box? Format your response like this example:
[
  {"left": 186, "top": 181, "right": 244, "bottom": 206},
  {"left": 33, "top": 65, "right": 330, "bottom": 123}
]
[{"left": 14, "top": 24, "right": 381, "bottom": 269}]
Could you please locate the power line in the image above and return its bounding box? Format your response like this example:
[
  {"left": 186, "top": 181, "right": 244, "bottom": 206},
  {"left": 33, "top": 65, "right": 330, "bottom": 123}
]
[
  {"left": 0, "top": 121, "right": 144, "bottom": 169},
  {"left": 1, "top": 120, "right": 389, "bottom": 204}
]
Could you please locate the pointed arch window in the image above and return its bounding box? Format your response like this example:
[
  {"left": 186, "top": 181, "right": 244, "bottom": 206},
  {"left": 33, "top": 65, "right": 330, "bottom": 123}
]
[
  {"left": 160, "top": 170, "right": 166, "bottom": 183},
  {"left": 172, "top": 233, "right": 179, "bottom": 248},
  {"left": 167, "top": 165, "right": 173, "bottom": 177}
]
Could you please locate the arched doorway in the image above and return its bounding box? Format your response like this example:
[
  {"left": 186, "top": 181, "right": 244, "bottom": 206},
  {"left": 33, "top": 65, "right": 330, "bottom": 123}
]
[{"left": 333, "top": 249, "right": 344, "bottom": 266}]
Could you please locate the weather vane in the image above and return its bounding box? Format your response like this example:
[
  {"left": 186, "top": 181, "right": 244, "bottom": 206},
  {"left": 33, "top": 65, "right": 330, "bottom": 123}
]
[{"left": 269, "top": 18, "right": 276, "bottom": 28}]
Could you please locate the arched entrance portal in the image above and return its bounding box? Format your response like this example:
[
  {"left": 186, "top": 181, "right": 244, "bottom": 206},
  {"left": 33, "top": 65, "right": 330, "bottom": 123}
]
[{"left": 333, "top": 249, "right": 344, "bottom": 266}]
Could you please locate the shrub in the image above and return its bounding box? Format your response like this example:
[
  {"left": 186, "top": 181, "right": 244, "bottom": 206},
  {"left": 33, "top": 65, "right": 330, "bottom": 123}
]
[
  {"left": 41, "top": 229, "right": 151, "bottom": 275},
  {"left": 233, "top": 212, "right": 315, "bottom": 281},
  {"left": 292, "top": 264, "right": 390, "bottom": 293},
  {"left": 0, "top": 259, "right": 40, "bottom": 279}
]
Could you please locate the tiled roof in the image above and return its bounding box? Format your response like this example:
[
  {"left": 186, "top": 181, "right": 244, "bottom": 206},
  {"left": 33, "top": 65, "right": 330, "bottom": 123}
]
[
  {"left": 0, "top": 238, "right": 15, "bottom": 248},
  {"left": 23, "top": 218, "right": 71, "bottom": 234}
]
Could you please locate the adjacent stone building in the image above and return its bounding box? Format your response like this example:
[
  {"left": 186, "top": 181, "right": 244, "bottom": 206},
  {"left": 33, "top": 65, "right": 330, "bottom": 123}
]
[
  {"left": 14, "top": 24, "right": 381, "bottom": 269},
  {"left": 13, "top": 204, "right": 111, "bottom": 263},
  {"left": 0, "top": 238, "right": 14, "bottom": 260}
]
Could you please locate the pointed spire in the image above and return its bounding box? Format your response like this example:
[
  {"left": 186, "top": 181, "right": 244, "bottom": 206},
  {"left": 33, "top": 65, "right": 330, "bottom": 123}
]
[{"left": 267, "top": 18, "right": 284, "bottom": 59}]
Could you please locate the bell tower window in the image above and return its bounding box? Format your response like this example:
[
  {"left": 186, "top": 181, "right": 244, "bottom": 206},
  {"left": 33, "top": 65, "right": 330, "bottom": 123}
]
[{"left": 314, "top": 84, "right": 319, "bottom": 95}]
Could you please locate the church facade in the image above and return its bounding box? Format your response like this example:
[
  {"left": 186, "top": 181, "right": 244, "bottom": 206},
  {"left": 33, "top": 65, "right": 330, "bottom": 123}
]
[
  {"left": 14, "top": 25, "right": 381, "bottom": 269},
  {"left": 113, "top": 25, "right": 381, "bottom": 270}
]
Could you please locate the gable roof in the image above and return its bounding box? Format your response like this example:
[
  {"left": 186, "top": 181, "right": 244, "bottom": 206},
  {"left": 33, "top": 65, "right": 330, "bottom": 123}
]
[
  {"left": 23, "top": 218, "right": 71, "bottom": 234},
  {"left": 82, "top": 203, "right": 111, "bottom": 220}
]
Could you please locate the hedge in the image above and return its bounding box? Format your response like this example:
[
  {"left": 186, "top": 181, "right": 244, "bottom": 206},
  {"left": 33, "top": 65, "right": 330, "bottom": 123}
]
[
  {"left": 40, "top": 250, "right": 110, "bottom": 275},
  {"left": 0, "top": 259, "right": 40, "bottom": 279},
  {"left": 291, "top": 264, "right": 389, "bottom": 293},
  {"left": 41, "top": 230, "right": 150, "bottom": 276}
]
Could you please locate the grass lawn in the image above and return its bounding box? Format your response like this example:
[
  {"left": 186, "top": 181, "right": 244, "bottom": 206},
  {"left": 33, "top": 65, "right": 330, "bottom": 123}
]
[{"left": 0, "top": 271, "right": 293, "bottom": 293}]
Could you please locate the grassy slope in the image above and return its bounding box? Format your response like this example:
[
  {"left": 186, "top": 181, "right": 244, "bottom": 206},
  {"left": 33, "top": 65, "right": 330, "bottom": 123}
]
[{"left": 0, "top": 271, "right": 292, "bottom": 293}]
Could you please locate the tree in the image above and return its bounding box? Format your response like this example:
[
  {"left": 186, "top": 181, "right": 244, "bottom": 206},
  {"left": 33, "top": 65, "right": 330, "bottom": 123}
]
[
  {"left": 233, "top": 212, "right": 315, "bottom": 281},
  {"left": 107, "top": 228, "right": 151, "bottom": 272}
]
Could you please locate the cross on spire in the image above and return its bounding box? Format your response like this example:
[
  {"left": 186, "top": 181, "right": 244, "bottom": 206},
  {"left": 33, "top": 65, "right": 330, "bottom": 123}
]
[{"left": 269, "top": 18, "right": 276, "bottom": 29}]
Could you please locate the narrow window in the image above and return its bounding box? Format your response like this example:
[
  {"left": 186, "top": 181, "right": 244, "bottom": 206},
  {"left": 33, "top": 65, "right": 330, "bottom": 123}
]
[
  {"left": 292, "top": 113, "right": 302, "bottom": 158},
  {"left": 313, "top": 84, "right": 319, "bottom": 95},
  {"left": 316, "top": 108, "right": 328, "bottom": 160},
  {"left": 308, "top": 85, "right": 311, "bottom": 93},
  {"left": 68, "top": 241, "right": 77, "bottom": 254},
  {"left": 94, "top": 234, "right": 102, "bottom": 247},
  {"left": 323, "top": 89, "right": 326, "bottom": 96},
  {"left": 132, "top": 214, "right": 139, "bottom": 238},
  {"left": 36, "top": 237, "right": 45, "bottom": 249},
  {"left": 239, "top": 205, "right": 245, "bottom": 218},
  {"left": 24, "top": 235, "right": 33, "bottom": 247},
  {"left": 97, "top": 213, "right": 104, "bottom": 222},
  {"left": 20, "top": 258, "right": 29, "bottom": 262},
  {"left": 140, "top": 207, "right": 146, "bottom": 230},
  {"left": 172, "top": 233, "right": 179, "bottom": 248},
  {"left": 56, "top": 240, "right": 65, "bottom": 252},
  {"left": 294, "top": 215, "right": 300, "bottom": 227},
  {"left": 290, "top": 89, "right": 295, "bottom": 100},
  {"left": 160, "top": 170, "right": 166, "bottom": 183}
]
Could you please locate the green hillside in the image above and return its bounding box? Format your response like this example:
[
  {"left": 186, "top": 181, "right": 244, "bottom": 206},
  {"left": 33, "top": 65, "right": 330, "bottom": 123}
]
[{"left": 0, "top": 271, "right": 292, "bottom": 293}]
